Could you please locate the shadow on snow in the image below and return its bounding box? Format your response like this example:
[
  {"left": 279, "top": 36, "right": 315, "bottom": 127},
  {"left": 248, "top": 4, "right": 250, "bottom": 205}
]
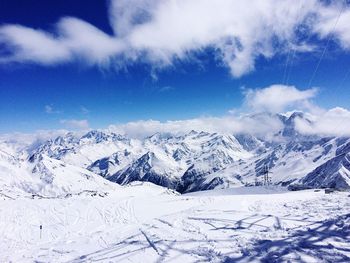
[{"left": 67, "top": 213, "right": 350, "bottom": 263}]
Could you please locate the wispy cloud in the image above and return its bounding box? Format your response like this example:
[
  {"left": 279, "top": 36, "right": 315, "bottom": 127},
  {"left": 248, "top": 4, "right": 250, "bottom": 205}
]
[
  {"left": 60, "top": 119, "right": 89, "bottom": 130},
  {"left": 45, "top": 105, "right": 61, "bottom": 114},
  {"left": 0, "top": 1, "right": 350, "bottom": 77},
  {"left": 151, "top": 85, "right": 174, "bottom": 93},
  {"left": 80, "top": 106, "right": 90, "bottom": 114},
  {"left": 158, "top": 86, "right": 174, "bottom": 92}
]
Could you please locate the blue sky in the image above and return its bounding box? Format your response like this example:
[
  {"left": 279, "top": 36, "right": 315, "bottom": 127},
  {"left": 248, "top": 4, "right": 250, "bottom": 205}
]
[{"left": 1, "top": 0, "right": 350, "bottom": 133}]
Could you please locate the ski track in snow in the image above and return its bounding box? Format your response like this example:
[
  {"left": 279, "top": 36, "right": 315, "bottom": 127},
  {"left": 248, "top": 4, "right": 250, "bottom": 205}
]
[{"left": 0, "top": 186, "right": 349, "bottom": 263}]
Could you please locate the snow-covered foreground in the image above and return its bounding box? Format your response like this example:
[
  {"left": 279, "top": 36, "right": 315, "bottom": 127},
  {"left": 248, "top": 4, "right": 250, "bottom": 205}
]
[{"left": 1, "top": 184, "right": 349, "bottom": 263}]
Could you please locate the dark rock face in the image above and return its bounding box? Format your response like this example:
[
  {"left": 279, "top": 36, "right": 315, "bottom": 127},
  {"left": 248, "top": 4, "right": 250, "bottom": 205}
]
[
  {"left": 88, "top": 157, "right": 112, "bottom": 177},
  {"left": 302, "top": 153, "right": 350, "bottom": 190},
  {"left": 109, "top": 152, "right": 178, "bottom": 189}
]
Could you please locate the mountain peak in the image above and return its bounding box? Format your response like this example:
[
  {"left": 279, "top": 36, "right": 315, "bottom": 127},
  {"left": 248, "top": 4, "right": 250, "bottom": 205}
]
[
  {"left": 288, "top": 111, "right": 305, "bottom": 120},
  {"left": 81, "top": 130, "right": 109, "bottom": 142}
]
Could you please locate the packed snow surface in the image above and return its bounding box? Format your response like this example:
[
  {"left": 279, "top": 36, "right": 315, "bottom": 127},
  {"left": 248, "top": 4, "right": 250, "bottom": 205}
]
[{"left": 1, "top": 183, "right": 349, "bottom": 262}]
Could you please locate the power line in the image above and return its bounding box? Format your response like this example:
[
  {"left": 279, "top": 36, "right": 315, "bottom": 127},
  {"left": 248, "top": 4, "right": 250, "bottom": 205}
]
[
  {"left": 307, "top": 1, "right": 346, "bottom": 89},
  {"left": 282, "top": 46, "right": 292, "bottom": 84},
  {"left": 285, "top": 48, "right": 297, "bottom": 86},
  {"left": 335, "top": 67, "right": 350, "bottom": 92},
  {"left": 311, "top": 1, "right": 350, "bottom": 138},
  {"left": 282, "top": 0, "right": 304, "bottom": 85}
]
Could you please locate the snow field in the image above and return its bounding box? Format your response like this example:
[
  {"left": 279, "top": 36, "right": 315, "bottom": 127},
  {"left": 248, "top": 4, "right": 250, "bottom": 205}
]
[{"left": 0, "top": 185, "right": 349, "bottom": 262}]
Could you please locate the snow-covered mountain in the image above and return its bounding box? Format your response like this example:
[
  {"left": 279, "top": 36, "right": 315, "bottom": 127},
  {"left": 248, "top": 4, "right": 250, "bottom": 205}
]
[
  {"left": 0, "top": 141, "right": 117, "bottom": 199},
  {"left": 2, "top": 112, "right": 350, "bottom": 194},
  {"left": 301, "top": 139, "right": 350, "bottom": 189}
]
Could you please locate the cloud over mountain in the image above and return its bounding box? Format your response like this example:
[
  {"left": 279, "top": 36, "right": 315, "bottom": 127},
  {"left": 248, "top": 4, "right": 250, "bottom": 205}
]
[
  {"left": 244, "top": 85, "right": 318, "bottom": 113},
  {"left": 107, "top": 84, "right": 350, "bottom": 138}
]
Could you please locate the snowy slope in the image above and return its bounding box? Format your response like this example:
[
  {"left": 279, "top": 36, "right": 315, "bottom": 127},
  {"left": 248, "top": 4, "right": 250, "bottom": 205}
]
[
  {"left": 30, "top": 155, "right": 117, "bottom": 197},
  {"left": 1, "top": 186, "right": 349, "bottom": 262},
  {"left": 109, "top": 152, "right": 181, "bottom": 188},
  {"left": 301, "top": 141, "right": 350, "bottom": 189},
  {"left": 0, "top": 146, "right": 38, "bottom": 198},
  {"left": 0, "top": 142, "right": 117, "bottom": 198},
  {"left": 234, "top": 137, "right": 344, "bottom": 186}
]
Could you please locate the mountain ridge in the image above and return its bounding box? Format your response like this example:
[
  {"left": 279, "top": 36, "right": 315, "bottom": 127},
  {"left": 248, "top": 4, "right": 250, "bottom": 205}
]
[{"left": 1, "top": 112, "right": 350, "bottom": 196}]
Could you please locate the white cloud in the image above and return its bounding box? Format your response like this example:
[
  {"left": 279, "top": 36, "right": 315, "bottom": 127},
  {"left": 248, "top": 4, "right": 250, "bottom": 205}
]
[
  {"left": 244, "top": 84, "right": 318, "bottom": 113},
  {"left": 0, "top": 18, "right": 124, "bottom": 66},
  {"left": 57, "top": 17, "right": 124, "bottom": 65},
  {"left": 60, "top": 119, "right": 89, "bottom": 130},
  {"left": 0, "top": 25, "right": 70, "bottom": 64},
  {"left": 314, "top": 2, "right": 350, "bottom": 50},
  {"left": 295, "top": 107, "right": 350, "bottom": 136},
  {"left": 1, "top": 1, "right": 350, "bottom": 77}
]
